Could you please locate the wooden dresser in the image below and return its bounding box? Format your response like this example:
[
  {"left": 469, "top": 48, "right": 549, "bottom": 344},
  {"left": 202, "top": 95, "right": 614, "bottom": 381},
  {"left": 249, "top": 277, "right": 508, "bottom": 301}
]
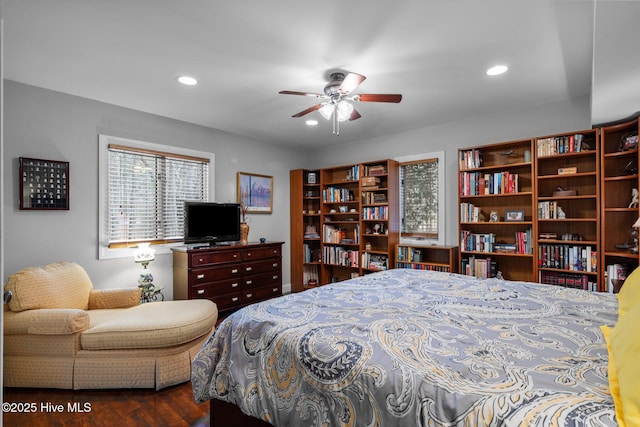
[{"left": 172, "top": 241, "right": 284, "bottom": 312}]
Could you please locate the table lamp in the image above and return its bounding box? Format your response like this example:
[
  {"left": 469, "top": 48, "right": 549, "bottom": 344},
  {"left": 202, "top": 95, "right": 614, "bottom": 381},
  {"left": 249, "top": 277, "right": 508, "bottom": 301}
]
[{"left": 134, "top": 242, "right": 155, "bottom": 286}]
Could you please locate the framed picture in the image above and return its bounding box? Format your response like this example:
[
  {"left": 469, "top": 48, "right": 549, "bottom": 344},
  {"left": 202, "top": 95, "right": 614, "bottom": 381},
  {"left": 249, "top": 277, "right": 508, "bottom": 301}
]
[
  {"left": 505, "top": 210, "right": 524, "bottom": 222},
  {"left": 19, "top": 157, "right": 69, "bottom": 210},
  {"left": 237, "top": 172, "right": 273, "bottom": 214}
]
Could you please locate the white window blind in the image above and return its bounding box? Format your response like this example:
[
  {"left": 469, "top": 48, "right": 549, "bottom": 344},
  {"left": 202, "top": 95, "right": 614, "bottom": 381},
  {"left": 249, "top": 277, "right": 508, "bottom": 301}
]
[
  {"left": 399, "top": 157, "right": 439, "bottom": 239},
  {"left": 107, "top": 145, "right": 209, "bottom": 246}
]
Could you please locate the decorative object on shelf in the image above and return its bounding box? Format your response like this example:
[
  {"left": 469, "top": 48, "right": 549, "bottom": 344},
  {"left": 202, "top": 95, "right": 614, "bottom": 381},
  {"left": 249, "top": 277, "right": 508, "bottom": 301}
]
[
  {"left": 307, "top": 172, "right": 316, "bottom": 184},
  {"left": 629, "top": 188, "right": 638, "bottom": 209},
  {"left": 489, "top": 211, "right": 499, "bottom": 222},
  {"left": 556, "top": 206, "right": 566, "bottom": 219},
  {"left": 504, "top": 210, "right": 524, "bottom": 222},
  {"left": 237, "top": 172, "right": 273, "bottom": 214},
  {"left": 632, "top": 217, "right": 640, "bottom": 254},
  {"left": 240, "top": 202, "right": 250, "bottom": 244},
  {"left": 19, "top": 157, "right": 69, "bottom": 210},
  {"left": 523, "top": 150, "right": 531, "bottom": 163},
  {"left": 558, "top": 167, "right": 577, "bottom": 175},
  {"left": 618, "top": 132, "right": 638, "bottom": 151},
  {"left": 134, "top": 242, "right": 155, "bottom": 290},
  {"left": 625, "top": 159, "right": 638, "bottom": 175},
  {"left": 552, "top": 186, "right": 577, "bottom": 197}
]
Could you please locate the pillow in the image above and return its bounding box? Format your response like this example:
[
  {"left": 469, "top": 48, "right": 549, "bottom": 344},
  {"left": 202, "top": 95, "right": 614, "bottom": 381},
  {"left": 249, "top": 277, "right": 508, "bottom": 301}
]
[
  {"left": 601, "top": 326, "right": 624, "bottom": 425},
  {"left": 608, "top": 303, "right": 640, "bottom": 426},
  {"left": 618, "top": 266, "right": 640, "bottom": 319},
  {"left": 4, "top": 262, "right": 93, "bottom": 312}
]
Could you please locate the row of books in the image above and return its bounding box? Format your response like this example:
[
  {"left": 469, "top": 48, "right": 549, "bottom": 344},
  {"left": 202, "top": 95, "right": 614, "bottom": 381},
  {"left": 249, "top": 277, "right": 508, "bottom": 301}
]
[
  {"left": 537, "top": 134, "right": 585, "bottom": 157},
  {"left": 362, "top": 206, "right": 388, "bottom": 220},
  {"left": 605, "top": 263, "right": 629, "bottom": 294},
  {"left": 363, "top": 164, "right": 387, "bottom": 176},
  {"left": 323, "top": 246, "right": 358, "bottom": 267},
  {"left": 323, "top": 224, "right": 360, "bottom": 245},
  {"left": 460, "top": 202, "right": 482, "bottom": 223},
  {"left": 361, "top": 253, "right": 388, "bottom": 271},
  {"left": 537, "top": 201, "right": 565, "bottom": 219},
  {"left": 302, "top": 265, "right": 319, "bottom": 285},
  {"left": 461, "top": 256, "right": 498, "bottom": 278},
  {"left": 397, "top": 262, "right": 452, "bottom": 272},
  {"left": 322, "top": 186, "right": 354, "bottom": 203},
  {"left": 459, "top": 171, "right": 519, "bottom": 196},
  {"left": 539, "top": 270, "right": 597, "bottom": 292},
  {"left": 459, "top": 149, "right": 483, "bottom": 170},
  {"left": 537, "top": 244, "right": 597, "bottom": 272},
  {"left": 396, "top": 246, "right": 424, "bottom": 263},
  {"left": 302, "top": 244, "right": 320, "bottom": 263},
  {"left": 362, "top": 191, "right": 387, "bottom": 204},
  {"left": 460, "top": 231, "right": 495, "bottom": 253}
]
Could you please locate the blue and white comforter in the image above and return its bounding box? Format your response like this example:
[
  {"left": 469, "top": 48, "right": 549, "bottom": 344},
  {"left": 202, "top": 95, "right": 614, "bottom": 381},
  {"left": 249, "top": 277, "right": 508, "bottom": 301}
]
[{"left": 192, "top": 269, "right": 618, "bottom": 426}]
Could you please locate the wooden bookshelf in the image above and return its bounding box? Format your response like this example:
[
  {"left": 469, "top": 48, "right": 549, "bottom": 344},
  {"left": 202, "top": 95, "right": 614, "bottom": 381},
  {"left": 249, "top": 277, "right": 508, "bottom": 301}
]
[
  {"left": 600, "top": 117, "right": 640, "bottom": 292},
  {"left": 535, "top": 129, "right": 600, "bottom": 291},
  {"left": 396, "top": 244, "right": 458, "bottom": 272},
  {"left": 458, "top": 139, "right": 536, "bottom": 281}
]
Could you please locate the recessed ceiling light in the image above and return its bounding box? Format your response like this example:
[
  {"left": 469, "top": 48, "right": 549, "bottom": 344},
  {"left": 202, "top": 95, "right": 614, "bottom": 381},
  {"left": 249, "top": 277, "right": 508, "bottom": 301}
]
[
  {"left": 177, "top": 76, "right": 198, "bottom": 86},
  {"left": 306, "top": 119, "right": 318, "bottom": 126},
  {"left": 486, "top": 65, "right": 508, "bottom": 76}
]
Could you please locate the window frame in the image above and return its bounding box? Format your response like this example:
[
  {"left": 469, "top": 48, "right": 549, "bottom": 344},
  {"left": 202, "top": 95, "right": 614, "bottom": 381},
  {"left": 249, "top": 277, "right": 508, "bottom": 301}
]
[
  {"left": 98, "top": 134, "right": 215, "bottom": 260},
  {"left": 395, "top": 151, "right": 445, "bottom": 246}
]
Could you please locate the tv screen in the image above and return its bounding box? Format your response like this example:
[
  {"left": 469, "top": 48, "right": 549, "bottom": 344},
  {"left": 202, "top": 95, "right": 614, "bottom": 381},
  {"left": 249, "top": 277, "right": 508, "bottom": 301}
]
[{"left": 184, "top": 202, "right": 241, "bottom": 245}]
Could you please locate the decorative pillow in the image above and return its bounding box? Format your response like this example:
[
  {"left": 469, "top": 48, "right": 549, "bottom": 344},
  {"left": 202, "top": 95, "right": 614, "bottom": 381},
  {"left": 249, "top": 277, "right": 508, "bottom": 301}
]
[
  {"left": 608, "top": 303, "right": 640, "bottom": 426},
  {"left": 618, "top": 265, "right": 640, "bottom": 319},
  {"left": 601, "top": 326, "right": 624, "bottom": 425},
  {"left": 4, "top": 262, "right": 93, "bottom": 312},
  {"left": 88, "top": 288, "right": 141, "bottom": 310}
]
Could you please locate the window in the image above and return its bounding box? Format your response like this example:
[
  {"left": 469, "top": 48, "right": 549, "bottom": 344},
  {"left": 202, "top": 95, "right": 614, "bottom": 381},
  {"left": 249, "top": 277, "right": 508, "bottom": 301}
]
[
  {"left": 99, "top": 135, "right": 214, "bottom": 259},
  {"left": 396, "top": 152, "right": 445, "bottom": 245}
]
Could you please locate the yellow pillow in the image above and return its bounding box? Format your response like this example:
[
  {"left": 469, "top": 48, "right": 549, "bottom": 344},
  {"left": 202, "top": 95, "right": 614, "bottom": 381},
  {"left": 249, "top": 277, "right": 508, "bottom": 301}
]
[
  {"left": 618, "top": 266, "right": 640, "bottom": 319},
  {"left": 609, "top": 303, "right": 640, "bottom": 426},
  {"left": 601, "top": 326, "right": 625, "bottom": 425}
]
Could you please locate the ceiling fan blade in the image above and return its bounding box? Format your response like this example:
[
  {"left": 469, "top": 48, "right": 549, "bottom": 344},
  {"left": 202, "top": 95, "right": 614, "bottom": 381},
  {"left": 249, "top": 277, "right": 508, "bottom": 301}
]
[
  {"left": 292, "top": 104, "right": 322, "bottom": 118},
  {"left": 349, "top": 109, "right": 362, "bottom": 121},
  {"left": 338, "top": 72, "right": 366, "bottom": 94},
  {"left": 356, "top": 94, "right": 402, "bottom": 103},
  {"left": 279, "top": 90, "right": 325, "bottom": 98}
]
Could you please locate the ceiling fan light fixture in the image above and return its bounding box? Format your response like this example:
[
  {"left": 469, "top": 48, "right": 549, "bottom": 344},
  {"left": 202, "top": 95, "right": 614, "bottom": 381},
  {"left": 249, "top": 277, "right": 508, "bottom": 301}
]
[
  {"left": 336, "top": 100, "right": 354, "bottom": 122},
  {"left": 486, "top": 65, "right": 508, "bottom": 76},
  {"left": 319, "top": 103, "right": 334, "bottom": 120}
]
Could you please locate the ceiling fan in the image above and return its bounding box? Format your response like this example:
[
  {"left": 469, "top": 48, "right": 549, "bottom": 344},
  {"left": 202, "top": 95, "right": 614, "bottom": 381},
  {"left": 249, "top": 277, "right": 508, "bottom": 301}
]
[{"left": 279, "top": 71, "right": 402, "bottom": 136}]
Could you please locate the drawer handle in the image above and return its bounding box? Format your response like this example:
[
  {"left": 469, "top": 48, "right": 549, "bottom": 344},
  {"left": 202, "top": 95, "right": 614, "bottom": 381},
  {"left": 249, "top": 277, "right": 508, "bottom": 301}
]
[
  {"left": 231, "top": 269, "right": 238, "bottom": 274},
  {"left": 247, "top": 252, "right": 252, "bottom": 257},
  {"left": 272, "top": 263, "right": 278, "bottom": 267},
  {"left": 231, "top": 282, "right": 239, "bottom": 288},
  {"left": 246, "top": 266, "right": 252, "bottom": 272},
  {"left": 231, "top": 297, "right": 239, "bottom": 302},
  {"left": 273, "top": 250, "right": 278, "bottom": 254},
  {"left": 197, "top": 274, "right": 205, "bottom": 279},
  {"left": 246, "top": 293, "right": 253, "bottom": 298},
  {"left": 198, "top": 258, "right": 204, "bottom": 262},
  {"left": 273, "top": 275, "right": 279, "bottom": 280},
  {"left": 197, "top": 289, "right": 205, "bottom": 295},
  {"left": 246, "top": 280, "right": 253, "bottom": 285},
  {"left": 233, "top": 254, "right": 238, "bottom": 258},
  {"left": 272, "top": 288, "right": 278, "bottom": 292}
]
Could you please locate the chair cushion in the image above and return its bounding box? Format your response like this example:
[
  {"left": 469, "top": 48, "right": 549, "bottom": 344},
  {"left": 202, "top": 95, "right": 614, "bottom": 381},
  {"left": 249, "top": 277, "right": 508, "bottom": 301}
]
[
  {"left": 81, "top": 299, "right": 217, "bottom": 350},
  {"left": 5, "top": 262, "right": 93, "bottom": 312},
  {"left": 88, "top": 288, "right": 141, "bottom": 309}
]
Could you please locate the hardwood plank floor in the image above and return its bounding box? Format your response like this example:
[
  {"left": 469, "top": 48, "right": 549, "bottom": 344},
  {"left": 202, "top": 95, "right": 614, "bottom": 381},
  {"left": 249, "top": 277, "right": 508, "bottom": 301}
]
[{"left": 2, "top": 381, "right": 209, "bottom": 427}]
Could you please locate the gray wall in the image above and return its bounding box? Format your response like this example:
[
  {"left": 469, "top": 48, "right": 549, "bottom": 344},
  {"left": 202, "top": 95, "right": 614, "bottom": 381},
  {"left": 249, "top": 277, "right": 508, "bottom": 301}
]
[
  {"left": 2, "top": 80, "right": 305, "bottom": 298},
  {"left": 2, "top": 80, "right": 592, "bottom": 297},
  {"left": 308, "top": 95, "right": 592, "bottom": 246}
]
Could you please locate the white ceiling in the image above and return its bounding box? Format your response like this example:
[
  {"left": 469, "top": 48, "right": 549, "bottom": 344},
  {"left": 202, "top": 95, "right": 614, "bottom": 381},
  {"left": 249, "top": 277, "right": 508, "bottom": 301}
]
[{"left": 1, "top": 1, "right": 639, "bottom": 148}]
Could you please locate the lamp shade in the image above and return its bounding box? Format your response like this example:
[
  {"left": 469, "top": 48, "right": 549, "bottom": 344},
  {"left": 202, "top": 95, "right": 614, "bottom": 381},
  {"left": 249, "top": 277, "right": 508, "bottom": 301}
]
[
  {"left": 319, "top": 103, "right": 333, "bottom": 120},
  {"left": 134, "top": 242, "right": 155, "bottom": 263},
  {"left": 336, "top": 100, "right": 354, "bottom": 122}
]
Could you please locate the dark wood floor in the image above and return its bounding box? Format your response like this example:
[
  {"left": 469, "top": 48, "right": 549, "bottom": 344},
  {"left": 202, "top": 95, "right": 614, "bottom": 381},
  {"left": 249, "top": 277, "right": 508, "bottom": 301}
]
[{"left": 2, "top": 381, "right": 209, "bottom": 427}]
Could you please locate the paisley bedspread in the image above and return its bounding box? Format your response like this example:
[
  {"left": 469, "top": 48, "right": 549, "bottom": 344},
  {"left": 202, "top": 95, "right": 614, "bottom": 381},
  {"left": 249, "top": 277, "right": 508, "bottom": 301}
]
[{"left": 191, "top": 269, "right": 619, "bottom": 426}]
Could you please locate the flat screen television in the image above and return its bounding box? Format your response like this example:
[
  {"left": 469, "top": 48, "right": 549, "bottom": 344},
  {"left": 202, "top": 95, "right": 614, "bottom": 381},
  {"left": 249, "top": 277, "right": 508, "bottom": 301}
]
[{"left": 184, "top": 202, "right": 241, "bottom": 245}]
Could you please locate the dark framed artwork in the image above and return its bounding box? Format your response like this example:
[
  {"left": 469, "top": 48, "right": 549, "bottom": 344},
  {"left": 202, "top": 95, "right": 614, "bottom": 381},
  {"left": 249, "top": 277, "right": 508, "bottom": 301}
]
[
  {"left": 504, "top": 210, "right": 524, "bottom": 222},
  {"left": 19, "top": 157, "right": 69, "bottom": 210},
  {"left": 237, "top": 172, "right": 273, "bottom": 214}
]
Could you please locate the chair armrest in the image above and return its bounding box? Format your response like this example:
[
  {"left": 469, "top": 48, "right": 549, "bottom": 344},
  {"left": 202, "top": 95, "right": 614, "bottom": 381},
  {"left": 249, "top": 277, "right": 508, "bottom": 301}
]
[
  {"left": 88, "top": 288, "right": 141, "bottom": 309},
  {"left": 4, "top": 309, "right": 90, "bottom": 335}
]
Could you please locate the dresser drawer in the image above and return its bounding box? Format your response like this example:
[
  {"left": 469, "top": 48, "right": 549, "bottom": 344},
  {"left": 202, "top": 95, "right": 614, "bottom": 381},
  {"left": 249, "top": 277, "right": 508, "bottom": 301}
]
[
  {"left": 242, "top": 284, "right": 282, "bottom": 304},
  {"left": 243, "top": 271, "right": 282, "bottom": 290},
  {"left": 242, "top": 246, "right": 281, "bottom": 261},
  {"left": 189, "top": 250, "right": 241, "bottom": 267},
  {"left": 209, "top": 292, "right": 243, "bottom": 311},
  {"left": 191, "top": 278, "right": 241, "bottom": 299},
  {"left": 188, "top": 264, "right": 241, "bottom": 284},
  {"left": 242, "top": 259, "right": 281, "bottom": 276}
]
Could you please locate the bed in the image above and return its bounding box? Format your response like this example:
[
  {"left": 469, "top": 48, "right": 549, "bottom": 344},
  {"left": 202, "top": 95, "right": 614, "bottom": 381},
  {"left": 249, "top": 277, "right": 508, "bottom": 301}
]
[{"left": 191, "top": 269, "right": 621, "bottom": 426}]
